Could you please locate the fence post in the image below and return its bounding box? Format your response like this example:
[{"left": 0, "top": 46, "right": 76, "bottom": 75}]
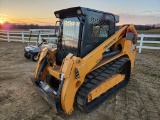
[
  {"left": 139, "top": 34, "right": 144, "bottom": 53},
  {"left": 22, "top": 32, "right": 24, "bottom": 43},
  {"left": 38, "top": 34, "right": 41, "bottom": 46},
  {"left": 7, "top": 32, "right": 10, "bottom": 42},
  {"left": 48, "top": 34, "right": 50, "bottom": 42}
]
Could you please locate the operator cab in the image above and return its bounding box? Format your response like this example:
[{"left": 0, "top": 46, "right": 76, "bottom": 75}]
[{"left": 54, "top": 7, "right": 119, "bottom": 65}]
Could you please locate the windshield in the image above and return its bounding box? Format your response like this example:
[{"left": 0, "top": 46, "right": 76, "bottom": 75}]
[
  {"left": 62, "top": 17, "right": 80, "bottom": 48},
  {"left": 56, "top": 17, "right": 80, "bottom": 65}
]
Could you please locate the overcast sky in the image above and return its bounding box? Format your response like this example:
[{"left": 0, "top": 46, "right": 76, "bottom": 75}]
[{"left": 0, "top": 0, "right": 160, "bottom": 25}]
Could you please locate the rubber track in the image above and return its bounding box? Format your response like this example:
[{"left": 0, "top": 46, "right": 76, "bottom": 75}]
[{"left": 76, "top": 57, "right": 130, "bottom": 112}]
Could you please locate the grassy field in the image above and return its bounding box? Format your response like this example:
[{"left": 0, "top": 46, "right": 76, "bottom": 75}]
[{"left": 137, "top": 29, "right": 160, "bottom": 34}]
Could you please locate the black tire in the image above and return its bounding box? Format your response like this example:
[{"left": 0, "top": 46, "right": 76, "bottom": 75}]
[
  {"left": 31, "top": 55, "right": 39, "bottom": 62},
  {"left": 24, "top": 52, "right": 31, "bottom": 59}
]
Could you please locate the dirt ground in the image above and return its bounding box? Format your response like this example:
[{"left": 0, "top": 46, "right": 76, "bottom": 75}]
[{"left": 0, "top": 42, "right": 160, "bottom": 120}]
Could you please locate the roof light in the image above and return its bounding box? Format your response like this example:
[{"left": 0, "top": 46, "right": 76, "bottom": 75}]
[
  {"left": 56, "top": 14, "right": 59, "bottom": 18},
  {"left": 77, "top": 9, "right": 82, "bottom": 15}
]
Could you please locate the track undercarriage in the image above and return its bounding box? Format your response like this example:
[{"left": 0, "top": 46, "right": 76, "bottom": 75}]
[{"left": 76, "top": 57, "right": 131, "bottom": 112}]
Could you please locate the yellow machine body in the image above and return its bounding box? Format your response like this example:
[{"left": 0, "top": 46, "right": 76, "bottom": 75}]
[
  {"left": 33, "top": 23, "right": 137, "bottom": 114},
  {"left": 32, "top": 7, "right": 138, "bottom": 115}
]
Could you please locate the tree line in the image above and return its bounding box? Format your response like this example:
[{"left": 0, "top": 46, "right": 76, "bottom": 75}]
[
  {"left": 0, "top": 22, "right": 57, "bottom": 30},
  {"left": 0, "top": 22, "right": 159, "bottom": 30}
]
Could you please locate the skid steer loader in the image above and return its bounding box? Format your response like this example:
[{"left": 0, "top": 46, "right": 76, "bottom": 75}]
[{"left": 32, "top": 7, "right": 138, "bottom": 114}]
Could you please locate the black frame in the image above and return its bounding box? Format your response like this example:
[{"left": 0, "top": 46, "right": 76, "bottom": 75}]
[{"left": 55, "top": 7, "right": 117, "bottom": 60}]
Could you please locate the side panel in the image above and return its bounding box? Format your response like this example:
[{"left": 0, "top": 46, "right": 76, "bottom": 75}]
[
  {"left": 80, "top": 11, "right": 115, "bottom": 58},
  {"left": 88, "top": 74, "right": 125, "bottom": 102}
]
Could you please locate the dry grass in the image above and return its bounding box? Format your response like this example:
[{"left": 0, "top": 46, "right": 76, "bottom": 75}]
[{"left": 0, "top": 42, "right": 160, "bottom": 120}]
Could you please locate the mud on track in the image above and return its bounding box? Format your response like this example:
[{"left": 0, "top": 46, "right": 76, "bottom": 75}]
[{"left": 0, "top": 42, "right": 160, "bottom": 120}]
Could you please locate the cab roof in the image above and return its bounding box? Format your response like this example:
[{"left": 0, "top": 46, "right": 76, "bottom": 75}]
[{"left": 54, "top": 7, "right": 119, "bottom": 23}]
